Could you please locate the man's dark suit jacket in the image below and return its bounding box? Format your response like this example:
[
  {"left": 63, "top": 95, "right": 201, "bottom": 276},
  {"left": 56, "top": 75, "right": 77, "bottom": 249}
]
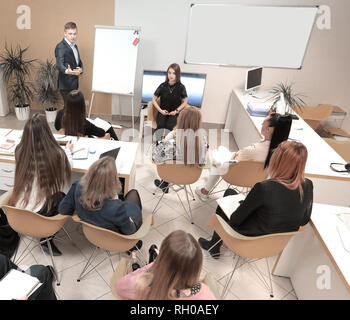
[{"left": 55, "top": 39, "right": 83, "bottom": 91}]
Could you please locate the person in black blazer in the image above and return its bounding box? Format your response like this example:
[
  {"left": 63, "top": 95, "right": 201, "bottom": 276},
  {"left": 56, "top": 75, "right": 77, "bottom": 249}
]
[
  {"left": 55, "top": 22, "right": 83, "bottom": 102},
  {"left": 199, "top": 141, "right": 313, "bottom": 259}
]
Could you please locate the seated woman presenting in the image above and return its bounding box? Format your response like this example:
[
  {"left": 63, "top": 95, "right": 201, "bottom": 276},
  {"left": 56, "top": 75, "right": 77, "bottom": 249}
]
[
  {"left": 115, "top": 230, "right": 216, "bottom": 300},
  {"left": 8, "top": 114, "right": 72, "bottom": 256},
  {"left": 153, "top": 106, "right": 208, "bottom": 192},
  {"left": 195, "top": 113, "right": 292, "bottom": 201},
  {"left": 152, "top": 63, "right": 188, "bottom": 141},
  {"left": 54, "top": 90, "right": 119, "bottom": 140},
  {"left": 59, "top": 157, "right": 143, "bottom": 243},
  {"left": 199, "top": 140, "right": 313, "bottom": 259}
]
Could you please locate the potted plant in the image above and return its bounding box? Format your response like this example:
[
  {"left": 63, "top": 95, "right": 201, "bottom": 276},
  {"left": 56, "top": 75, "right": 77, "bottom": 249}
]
[
  {"left": 35, "top": 59, "right": 59, "bottom": 122},
  {"left": 0, "top": 44, "right": 35, "bottom": 120},
  {"left": 269, "top": 82, "right": 306, "bottom": 118}
]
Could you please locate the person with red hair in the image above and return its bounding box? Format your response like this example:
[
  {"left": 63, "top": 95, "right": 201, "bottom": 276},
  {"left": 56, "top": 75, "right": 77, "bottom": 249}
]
[{"left": 199, "top": 140, "right": 313, "bottom": 259}]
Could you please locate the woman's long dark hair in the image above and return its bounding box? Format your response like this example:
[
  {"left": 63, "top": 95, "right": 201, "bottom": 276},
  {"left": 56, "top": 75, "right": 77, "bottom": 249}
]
[
  {"left": 62, "top": 90, "right": 86, "bottom": 136},
  {"left": 264, "top": 113, "right": 292, "bottom": 168},
  {"left": 9, "top": 114, "right": 71, "bottom": 210}
]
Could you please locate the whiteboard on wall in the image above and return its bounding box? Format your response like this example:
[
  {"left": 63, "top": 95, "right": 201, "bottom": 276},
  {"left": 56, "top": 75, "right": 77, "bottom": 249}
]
[
  {"left": 91, "top": 26, "right": 140, "bottom": 95},
  {"left": 185, "top": 4, "right": 318, "bottom": 69}
]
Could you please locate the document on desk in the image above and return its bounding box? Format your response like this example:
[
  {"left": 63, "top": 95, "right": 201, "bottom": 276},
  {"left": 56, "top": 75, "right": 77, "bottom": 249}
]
[
  {"left": 216, "top": 194, "right": 245, "bottom": 219},
  {"left": 246, "top": 102, "right": 270, "bottom": 117},
  {"left": 336, "top": 213, "right": 350, "bottom": 254},
  {"left": 0, "top": 269, "right": 42, "bottom": 300},
  {"left": 72, "top": 143, "right": 89, "bottom": 160},
  {"left": 0, "top": 135, "right": 20, "bottom": 155}
]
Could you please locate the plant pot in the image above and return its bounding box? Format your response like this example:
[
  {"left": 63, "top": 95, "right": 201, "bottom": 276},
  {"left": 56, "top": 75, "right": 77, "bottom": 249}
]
[
  {"left": 14, "top": 104, "right": 30, "bottom": 121},
  {"left": 45, "top": 107, "right": 57, "bottom": 123}
]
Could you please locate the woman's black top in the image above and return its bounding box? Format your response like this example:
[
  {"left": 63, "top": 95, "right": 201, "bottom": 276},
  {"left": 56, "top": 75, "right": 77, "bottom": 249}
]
[
  {"left": 230, "top": 179, "right": 313, "bottom": 236},
  {"left": 154, "top": 81, "right": 187, "bottom": 112},
  {"left": 54, "top": 109, "right": 105, "bottom": 138}
]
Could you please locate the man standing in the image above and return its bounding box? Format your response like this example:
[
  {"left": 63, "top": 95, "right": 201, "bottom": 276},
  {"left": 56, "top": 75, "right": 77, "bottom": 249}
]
[{"left": 55, "top": 22, "right": 83, "bottom": 103}]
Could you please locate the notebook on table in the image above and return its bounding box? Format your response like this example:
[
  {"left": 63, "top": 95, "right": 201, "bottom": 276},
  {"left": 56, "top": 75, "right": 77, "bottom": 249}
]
[{"left": 72, "top": 146, "right": 89, "bottom": 160}]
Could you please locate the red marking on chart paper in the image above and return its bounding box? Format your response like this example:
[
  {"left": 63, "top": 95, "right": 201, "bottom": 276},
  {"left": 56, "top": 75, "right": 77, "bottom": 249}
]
[{"left": 133, "top": 38, "right": 140, "bottom": 46}]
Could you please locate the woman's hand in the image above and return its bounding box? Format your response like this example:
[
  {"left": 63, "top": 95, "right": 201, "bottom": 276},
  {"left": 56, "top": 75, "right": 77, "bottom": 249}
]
[
  {"left": 66, "top": 141, "right": 74, "bottom": 151},
  {"left": 232, "top": 151, "right": 240, "bottom": 160},
  {"left": 168, "top": 110, "right": 177, "bottom": 116},
  {"left": 159, "top": 109, "right": 169, "bottom": 116}
]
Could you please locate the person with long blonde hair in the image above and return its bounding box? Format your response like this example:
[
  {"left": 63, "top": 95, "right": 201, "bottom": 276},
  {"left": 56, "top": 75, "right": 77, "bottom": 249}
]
[
  {"left": 153, "top": 106, "right": 208, "bottom": 192},
  {"left": 115, "top": 230, "right": 216, "bottom": 300},
  {"left": 199, "top": 140, "right": 313, "bottom": 259},
  {"left": 8, "top": 113, "right": 72, "bottom": 255},
  {"left": 59, "top": 156, "right": 143, "bottom": 238}
]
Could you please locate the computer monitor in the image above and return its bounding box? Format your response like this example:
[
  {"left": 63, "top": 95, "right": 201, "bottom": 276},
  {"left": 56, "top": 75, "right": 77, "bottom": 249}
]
[
  {"left": 245, "top": 67, "right": 263, "bottom": 92},
  {"left": 141, "top": 70, "right": 206, "bottom": 108}
]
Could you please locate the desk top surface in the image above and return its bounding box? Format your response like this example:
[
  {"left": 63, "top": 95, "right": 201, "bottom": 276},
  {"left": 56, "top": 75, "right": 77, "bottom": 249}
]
[
  {"left": 0, "top": 128, "right": 138, "bottom": 176},
  {"left": 233, "top": 89, "right": 350, "bottom": 181},
  {"left": 311, "top": 203, "right": 350, "bottom": 287}
]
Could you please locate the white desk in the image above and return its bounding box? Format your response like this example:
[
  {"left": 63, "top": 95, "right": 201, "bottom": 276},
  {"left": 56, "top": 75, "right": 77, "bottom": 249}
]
[
  {"left": 0, "top": 129, "right": 138, "bottom": 193},
  {"left": 225, "top": 89, "right": 350, "bottom": 207},
  {"left": 272, "top": 203, "right": 350, "bottom": 300}
]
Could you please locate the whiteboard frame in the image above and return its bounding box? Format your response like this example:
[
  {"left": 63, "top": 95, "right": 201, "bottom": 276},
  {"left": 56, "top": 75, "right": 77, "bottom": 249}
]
[
  {"left": 91, "top": 25, "right": 141, "bottom": 95},
  {"left": 184, "top": 3, "right": 319, "bottom": 69}
]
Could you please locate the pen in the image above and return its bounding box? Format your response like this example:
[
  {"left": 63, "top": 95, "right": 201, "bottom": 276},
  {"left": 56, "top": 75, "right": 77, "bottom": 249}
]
[
  {"left": 5, "top": 129, "right": 13, "bottom": 137},
  {"left": 71, "top": 148, "right": 84, "bottom": 155}
]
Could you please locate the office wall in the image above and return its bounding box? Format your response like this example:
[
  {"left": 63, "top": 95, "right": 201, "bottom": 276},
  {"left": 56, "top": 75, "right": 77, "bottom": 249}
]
[
  {"left": 0, "top": 0, "right": 114, "bottom": 114},
  {"left": 115, "top": 0, "right": 350, "bottom": 132}
]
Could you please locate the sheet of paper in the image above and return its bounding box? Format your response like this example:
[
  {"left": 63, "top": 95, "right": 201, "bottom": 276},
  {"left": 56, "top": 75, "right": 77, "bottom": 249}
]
[
  {"left": 216, "top": 193, "right": 246, "bottom": 219},
  {"left": 86, "top": 117, "right": 111, "bottom": 132},
  {"left": 72, "top": 142, "right": 89, "bottom": 160},
  {"left": 337, "top": 213, "right": 350, "bottom": 233},
  {"left": 0, "top": 137, "right": 19, "bottom": 155},
  {"left": 0, "top": 269, "right": 41, "bottom": 300},
  {"left": 336, "top": 216, "right": 350, "bottom": 254}
]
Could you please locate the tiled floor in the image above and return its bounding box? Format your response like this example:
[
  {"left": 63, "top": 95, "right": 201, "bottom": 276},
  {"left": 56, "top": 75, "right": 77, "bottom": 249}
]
[{"left": 0, "top": 110, "right": 297, "bottom": 300}]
